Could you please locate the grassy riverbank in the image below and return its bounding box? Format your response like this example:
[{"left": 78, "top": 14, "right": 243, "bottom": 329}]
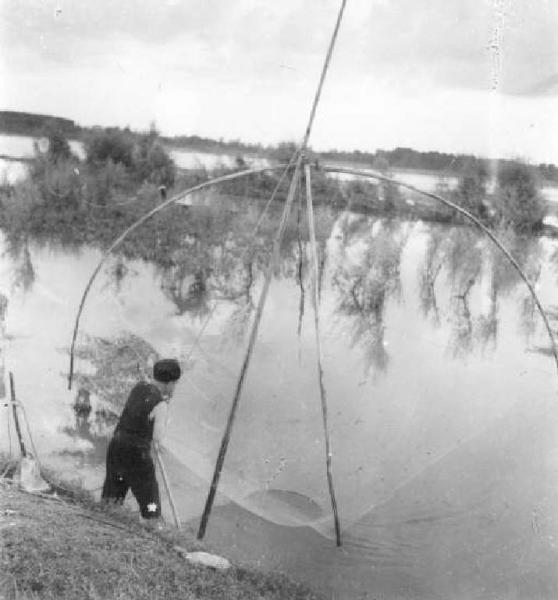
[{"left": 0, "top": 476, "right": 322, "bottom": 600}]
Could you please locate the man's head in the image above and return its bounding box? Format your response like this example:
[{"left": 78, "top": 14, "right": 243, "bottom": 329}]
[{"left": 153, "top": 358, "right": 181, "bottom": 397}]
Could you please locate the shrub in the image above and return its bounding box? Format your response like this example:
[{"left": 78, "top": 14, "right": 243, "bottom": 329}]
[
  {"left": 371, "top": 156, "right": 401, "bottom": 212},
  {"left": 41, "top": 121, "right": 73, "bottom": 163},
  {"left": 85, "top": 128, "right": 134, "bottom": 168},
  {"left": 27, "top": 153, "right": 83, "bottom": 212},
  {"left": 452, "top": 160, "right": 489, "bottom": 220},
  {"left": 85, "top": 128, "right": 176, "bottom": 189},
  {"left": 133, "top": 135, "right": 176, "bottom": 188},
  {"left": 83, "top": 159, "right": 131, "bottom": 206},
  {"left": 494, "top": 162, "right": 546, "bottom": 231}
]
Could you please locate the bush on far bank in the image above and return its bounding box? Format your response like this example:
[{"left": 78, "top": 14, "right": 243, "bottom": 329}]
[
  {"left": 0, "top": 125, "right": 551, "bottom": 256},
  {"left": 85, "top": 126, "right": 176, "bottom": 189},
  {"left": 451, "top": 159, "right": 489, "bottom": 221},
  {"left": 450, "top": 159, "right": 547, "bottom": 232},
  {"left": 493, "top": 161, "right": 546, "bottom": 232}
]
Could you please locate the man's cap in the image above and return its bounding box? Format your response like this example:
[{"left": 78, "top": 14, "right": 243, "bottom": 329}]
[{"left": 153, "top": 359, "right": 181, "bottom": 383}]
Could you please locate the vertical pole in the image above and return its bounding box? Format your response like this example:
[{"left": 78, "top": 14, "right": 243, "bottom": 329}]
[
  {"left": 155, "top": 448, "right": 181, "bottom": 530},
  {"left": 304, "top": 164, "right": 342, "bottom": 546},
  {"left": 196, "top": 0, "right": 348, "bottom": 540},
  {"left": 197, "top": 165, "right": 303, "bottom": 539},
  {"left": 9, "top": 372, "right": 26, "bottom": 457}
]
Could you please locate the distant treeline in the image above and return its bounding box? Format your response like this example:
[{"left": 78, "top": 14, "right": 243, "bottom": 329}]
[
  {"left": 320, "top": 147, "right": 558, "bottom": 185},
  {"left": 0, "top": 110, "right": 78, "bottom": 137},
  {"left": 2, "top": 110, "right": 558, "bottom": 184},
  {"left": 162, "top": 134, "right": 265, "bottom": 156},
  {"left": 163, "top": 138, "right": 558, "bottom": 185}
]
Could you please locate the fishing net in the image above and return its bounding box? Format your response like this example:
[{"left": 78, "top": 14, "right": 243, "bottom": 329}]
[{"left": 68, "top": 215, "right": 558, "bottom": 551}]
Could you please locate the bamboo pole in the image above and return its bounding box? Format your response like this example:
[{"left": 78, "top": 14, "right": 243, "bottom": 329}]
[
  {"left": 197, "top": 161, "right": 303, "bottom": 539},
  {"left": 154, "top": 447, "right": 181, "bottom": 530},
  {"left": 304, "top": 163, "right": 342, "bottom": 546},
  {"left": 319, "top": 164, "right": 558, "bottom": 376},
  {"left": 183, "top": 152, "right": 299, "bottom": 366},
  {"left": 197, "top": 0, "right": 348, "bottom": 540}
]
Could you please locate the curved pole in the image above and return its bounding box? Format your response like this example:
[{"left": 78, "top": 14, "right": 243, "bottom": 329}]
[
  {"left": 319, "top": 164, "right": 558, "bottom": 375},
  {"left": 67, "top": 164, "right": 290, "bottom": 389}
]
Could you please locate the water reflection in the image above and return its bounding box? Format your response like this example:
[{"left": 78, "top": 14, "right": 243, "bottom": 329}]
[
  {"left": 418, "top": 228, "right": 446, "bottom": 325},
  {"left": 60, "top": 404, "right": 112, "bottom": 465},
  {"left": 104, "top": 256, "right": 130, "bottom": 295},
  {"left": 92, "top": 201, "right": 550, "bottom": 375},
  {"left": 415, "top": 224, "right": 546, "bottom": 359},
  {"left": 2, "top": 198, "right": 556, "bottom": 600},
  {"left": 161, "top": 261, "right": 212, "bottom": 318},
  {"left": 5, "top": 239, "right": 36, "bottom": 293},
  {"left": 66, "top": 334, "right": 157, "bottom": 462},
  {"left": 331, "top": 216, "right": 407, "bottom": 376},
  {"left": 220, "top": 261, "right": 256, "bottom": 347}
]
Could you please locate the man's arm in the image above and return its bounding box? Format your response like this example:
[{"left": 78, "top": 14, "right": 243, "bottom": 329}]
[{"left": 149, "top": 401, "right": 169, "bottom": 450}]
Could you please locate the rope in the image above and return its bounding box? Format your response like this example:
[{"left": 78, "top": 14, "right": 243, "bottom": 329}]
[
  {"left": 67, "top": 163, "right": 291, "bottom": 390},
  {"left": 320, "top": 164, "right": 558, "bottom": 376},
  {"left": 197, "top": 0, "right": 348, "bottom": 540},
  {"left": 304, "top": 162, "right": 342, "bottom": 546}
]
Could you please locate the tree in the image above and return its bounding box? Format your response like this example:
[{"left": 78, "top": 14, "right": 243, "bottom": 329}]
[
  {"left": 38, "top": 121, "right": 72, "bottom": 163},
  {"left": 453, "top": 160, "right": 489, "bottom": 220},
  {"left": 85, "top": 128, "right": 134, "bottom": 168},
  {"left": 494, "top": 162, "right": 546, "bottom": 231},
  {"left": 133, "top": 136, "right": 176, "bottom": 188}
]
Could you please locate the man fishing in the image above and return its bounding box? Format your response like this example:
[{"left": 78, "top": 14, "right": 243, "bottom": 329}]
[{"left": 101, "top": 358, "right": 181, "bottom": 521}]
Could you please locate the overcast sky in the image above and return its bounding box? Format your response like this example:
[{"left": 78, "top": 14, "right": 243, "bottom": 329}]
[{"left": 1, "top": 0, "right": 558, "bottom": 163}]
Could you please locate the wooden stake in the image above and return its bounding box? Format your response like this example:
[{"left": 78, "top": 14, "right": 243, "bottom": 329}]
[
  {"left": 155, "top": 447, "right": 181, "bottom": 530},
  {"left": 9, "top": 372, "right": 26, "bottom": 457}
]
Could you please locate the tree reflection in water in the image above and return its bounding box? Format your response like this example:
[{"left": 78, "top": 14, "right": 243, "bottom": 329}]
[
  {"left": 104, "top": 255, "right": 130, "bottom": 295},
  {"left": 418, "top": 224, "right": 544, "bottom": 358},
  {"left": 331, "top": 216, "right": 407, "bottom": 377},
  {"left": 488, "top": 230, "right": 542, "bottom": 346},
  {"left": 418, "top": 228, "right": 446, "bottom": 326},
  {"left": 6, "top": 239, "right": 36, "bottom": 293},
  {"left": 444, "top": 228, "right": 482, "bottom": 358},
  {"left": 65, "top": 334, "right": 157, "bottom": 464}
]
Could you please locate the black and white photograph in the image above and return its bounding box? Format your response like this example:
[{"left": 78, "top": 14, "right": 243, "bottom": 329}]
[{"left": 1, "top": 1, "right": 558, "bottom": 598}]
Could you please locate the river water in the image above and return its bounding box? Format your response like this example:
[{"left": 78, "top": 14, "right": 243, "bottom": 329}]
[{"left": 0, "top": 191, "right": 557, "bottom": 598}]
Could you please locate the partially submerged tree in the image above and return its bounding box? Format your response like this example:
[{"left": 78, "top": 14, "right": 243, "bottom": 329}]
[
  {"left": 85, "top": 128, "right": 134, "bottom": 169},
  {"left": 43, "top": 122, "right": 73, "bottom": 163},
  {"left": 452, "top": 160, "right": 489, "bottom": 221},
  {"left": 133, "top": 135, "right": 176, "bottom": 188},
  {"left": 494, "top": 162, "right": 546, "bottom": 232}
]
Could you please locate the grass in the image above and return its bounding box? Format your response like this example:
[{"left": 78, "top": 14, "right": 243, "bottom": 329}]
[
  {"left": 0, "top": 333, "right": 324, "bottom": 599},
  {"left": 0, "top": 472, "right": 323, "bottom": 600}
]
